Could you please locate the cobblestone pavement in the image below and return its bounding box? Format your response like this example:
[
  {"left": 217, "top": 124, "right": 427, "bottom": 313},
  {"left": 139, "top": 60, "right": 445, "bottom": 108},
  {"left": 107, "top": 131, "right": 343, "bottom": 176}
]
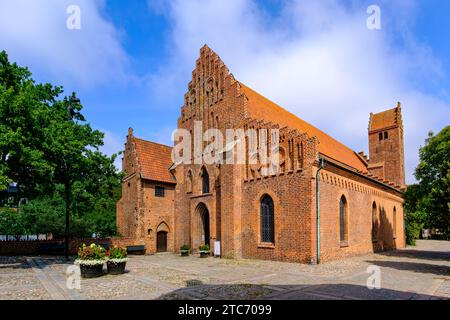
[{"left": 1, "top": 240, "right": 449, "bottom": 300}]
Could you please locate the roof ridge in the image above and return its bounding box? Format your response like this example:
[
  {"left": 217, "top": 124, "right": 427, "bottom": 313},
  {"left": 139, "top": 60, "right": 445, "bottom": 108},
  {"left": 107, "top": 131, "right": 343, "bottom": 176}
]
[
  {"left": 132, "top": 136, "right": 173, "bottom": 149},
  {"left": 239, "top": 82, "right": 367, "bottom": 171}
]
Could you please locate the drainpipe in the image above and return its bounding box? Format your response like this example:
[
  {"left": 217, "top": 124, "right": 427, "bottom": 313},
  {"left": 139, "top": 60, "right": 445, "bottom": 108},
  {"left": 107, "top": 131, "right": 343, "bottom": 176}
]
[{"left": 316, "top": 158, "right": 325, "bottom": 264}]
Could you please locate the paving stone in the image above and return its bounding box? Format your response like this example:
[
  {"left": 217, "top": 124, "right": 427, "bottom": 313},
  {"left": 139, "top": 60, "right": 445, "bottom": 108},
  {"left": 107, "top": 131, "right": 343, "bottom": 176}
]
[{"left": 0, "top": 240, "right": 449, "bottom": 300}]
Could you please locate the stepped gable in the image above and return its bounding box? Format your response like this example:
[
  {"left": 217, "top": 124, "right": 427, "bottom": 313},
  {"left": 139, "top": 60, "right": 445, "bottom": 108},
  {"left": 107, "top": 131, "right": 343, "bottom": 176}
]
[{"left": 369, "top": 104, "right": 402, "bottom": 133}]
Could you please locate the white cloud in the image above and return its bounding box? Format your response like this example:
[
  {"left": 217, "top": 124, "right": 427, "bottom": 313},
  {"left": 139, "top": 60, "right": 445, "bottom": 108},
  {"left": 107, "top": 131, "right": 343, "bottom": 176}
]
[
  {"left": 148, "top": 126, "right": 178, "bottom": 146},
  {"left": 148, "top": 0, "right": 450, "bottom": 184},
  {"left": 0, "top": 0, "right": 131, "bottom": 88},
  {"left": 100, "top": 130, "right": 123, "bottom": 171}
]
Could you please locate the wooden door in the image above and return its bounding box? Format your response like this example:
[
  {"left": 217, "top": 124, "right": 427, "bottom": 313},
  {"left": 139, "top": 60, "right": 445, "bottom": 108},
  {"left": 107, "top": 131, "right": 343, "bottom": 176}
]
[{"left": 157, "top": 231, "right": 167, "bottom": 252}]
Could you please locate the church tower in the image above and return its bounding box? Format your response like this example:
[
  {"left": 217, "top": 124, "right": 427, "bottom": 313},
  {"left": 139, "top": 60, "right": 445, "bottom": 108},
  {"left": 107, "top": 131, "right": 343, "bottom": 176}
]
[{"left": 368, "top": 103, "right": 405, "bottom": 187}]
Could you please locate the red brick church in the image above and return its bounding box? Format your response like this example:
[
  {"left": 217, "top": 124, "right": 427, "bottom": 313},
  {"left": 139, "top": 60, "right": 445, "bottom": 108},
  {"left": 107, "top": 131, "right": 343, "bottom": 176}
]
[{"left": 116, "top": 45, "right": 406, "bottom": 263}]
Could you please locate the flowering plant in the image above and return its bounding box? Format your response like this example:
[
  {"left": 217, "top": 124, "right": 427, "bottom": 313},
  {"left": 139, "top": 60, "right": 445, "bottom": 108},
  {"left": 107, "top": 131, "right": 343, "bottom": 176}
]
[
  {"left": 75, "top": 243, "right": 106, "bottom": 266},
  {"left": 180, "top": 244, "right": 190, "bottom": 252},
  {"left": 106, "top": 245, "right": 128, "bottom": 264}
]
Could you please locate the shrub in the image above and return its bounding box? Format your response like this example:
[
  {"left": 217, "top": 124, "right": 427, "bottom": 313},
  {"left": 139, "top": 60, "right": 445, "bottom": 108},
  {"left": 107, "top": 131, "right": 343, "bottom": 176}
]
[
  {"left": 199, "top": 244, "right": 210, "bottom": 252},
  {"left": 405, "top": 221, "right": 423, "bottom": 246},
  {"left": 180, "top": 244, "right": 190, "bottom": 251},
  {"left": 404, "top": 209, "right": 426, "bottom": 246}
]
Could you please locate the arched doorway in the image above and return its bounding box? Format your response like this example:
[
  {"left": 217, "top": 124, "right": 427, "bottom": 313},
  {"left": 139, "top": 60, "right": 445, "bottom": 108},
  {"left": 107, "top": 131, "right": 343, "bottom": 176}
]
[
  {"left": 156, "top": 222, "right": 170, "bottom": 253},
  {"left": 157, "top": 231, "right": 167, "bottom": 252},
  {"left": 194, "top": 203, "right": 210, "bottom": 249}
]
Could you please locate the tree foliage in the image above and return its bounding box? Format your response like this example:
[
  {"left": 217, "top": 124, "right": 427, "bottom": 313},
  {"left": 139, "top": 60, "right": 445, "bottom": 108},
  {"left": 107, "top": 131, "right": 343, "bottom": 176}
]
[
  {"left": 0, "top": 208, "right": 24, "bottom": 239},
  {"left": 405, "top": 127, "right": 450, "bottom": 243},
  {"left": 0, "top": 50, "right": 57, "bottom": 195},
  {"left": 0, "top": 50, "right": 122, "bottom": 238}
]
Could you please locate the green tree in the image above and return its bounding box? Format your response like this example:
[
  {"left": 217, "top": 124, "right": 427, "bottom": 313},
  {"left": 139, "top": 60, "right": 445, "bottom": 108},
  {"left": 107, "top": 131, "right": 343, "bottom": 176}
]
[
  {"left": 40, "top": 92, "right": 113, "bottom": 242},
  {"left": 0, "top": 51, "right": 59, "bottom": 196},
  {"left": 415, "top": 127, "right": 450, "bottom": 237},
  {"left": 405, "top": 127, "right": 450, "bottom": 243},
  {"left": 69, "top": 150, "right": 122, "bottom": 237},
  {"left": 20, "top": 187, "right": 66, "bottom": 237},
  {"left": 404, "top": 184, "right": 425, "bottom": 245},
  {"left": 83, "top": 183, "right": 122, "bottom": 238},
  {"left": 0, "top": 208, "right": 25, "bottom": 240},
  {"left": 0, "top": 50, "right": 122, "bottom": 239},
  {"left": 0, "top": 162, "right": 10, "bottom": 192},
  {"left": 19, "top": 182, "right": 121, "bottom": 239}
]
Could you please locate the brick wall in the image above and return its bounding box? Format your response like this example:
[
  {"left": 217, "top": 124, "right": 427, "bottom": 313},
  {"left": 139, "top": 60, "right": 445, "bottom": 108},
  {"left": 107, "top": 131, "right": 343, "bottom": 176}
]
[
  {"left": 173, "top": 50, "right": 249, "bottom": 257},
  {"left": 239, "top": 126, "right": 318, "bottom": 263},
  {"left": 317, "top": 162, "right": 405, "bottom": 262},
  {"left": 110, "top": 237, "right": 144, "bottom": 248},
  {"left": 116, "top": 129, "right": 176, "bottom": 254},
  {"left": 241, "top": 172, "right": 313, "bottom": 263},
  {"left": 116, "top": 134, "right": 140, "bottom": 238},
  {"left": 140, "top": 181, "right": 175, "bottom": 253},
  {"left": 116, "top": 45, "right": 407, "bottom": 264},
  {"left": 368, "top": 125, "right": 405, "bottom": 187},
  {"left": 0, "top": 238, "right": 112, "bottom": 256}
]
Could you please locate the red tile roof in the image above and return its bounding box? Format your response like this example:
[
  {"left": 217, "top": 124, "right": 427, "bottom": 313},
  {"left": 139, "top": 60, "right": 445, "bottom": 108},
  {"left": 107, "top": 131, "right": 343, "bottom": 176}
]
[
  {"left": 369, "top": 107, "right": 399, "bottom": 132},
  {"left": 240, "top": 83, "right": 368, "bottom": 172},
  {"left": 132, "top": 137, "right": 176, "bottom": 184}
]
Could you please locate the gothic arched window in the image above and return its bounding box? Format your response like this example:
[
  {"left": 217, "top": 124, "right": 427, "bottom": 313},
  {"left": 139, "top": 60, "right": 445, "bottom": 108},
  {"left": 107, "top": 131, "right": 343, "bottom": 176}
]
[
  {"left": 260, "top": 195, "right": 274, "bottom": 243},
  {"left": 393, "top": 206, "right": 397, "bottom": 238},
  {"left": 339, "top": 196, "right": 348, "bottom": 242},
  {"left": 186, "top": 170, "right": 193, "bottom": 193},
  {"left": 201, "top": 167, "right": 209, "bottom": 194},
  {"left": 372, "top": 202, "right": 378, "bottom": 241}
]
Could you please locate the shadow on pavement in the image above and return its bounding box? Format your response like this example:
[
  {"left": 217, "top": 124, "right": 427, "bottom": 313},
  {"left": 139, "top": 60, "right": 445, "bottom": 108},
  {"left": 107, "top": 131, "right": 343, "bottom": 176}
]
[
  {"left": 0, "top": 256, "right": 74, "bottom": 270},
  {"left": 375, "top": 248, "right": 450, "bottom": 262},
  {"left": 0, "top": 257, "right": 31, "bottom": 270},
  {"left": 157, "top": 281, "right": 448, "bottom": 300},
  {"left": 365, "top": 260, "right": 450, "bottom": 276}
]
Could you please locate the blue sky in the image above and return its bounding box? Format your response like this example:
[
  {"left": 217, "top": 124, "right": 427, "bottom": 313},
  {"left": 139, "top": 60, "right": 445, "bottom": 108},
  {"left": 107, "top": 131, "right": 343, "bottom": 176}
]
[{"left": 1, "top": 0, "right": 449, "bottom": 183}]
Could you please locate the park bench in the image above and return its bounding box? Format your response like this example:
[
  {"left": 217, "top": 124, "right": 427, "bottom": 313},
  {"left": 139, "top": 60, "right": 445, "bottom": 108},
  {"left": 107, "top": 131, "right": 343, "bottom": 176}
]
[
  {"left": 126, "top": 245, "right": 146, "bottom": 255},
  {"left": 38, "top": 242, "right": 65, "bottom": 255}
]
